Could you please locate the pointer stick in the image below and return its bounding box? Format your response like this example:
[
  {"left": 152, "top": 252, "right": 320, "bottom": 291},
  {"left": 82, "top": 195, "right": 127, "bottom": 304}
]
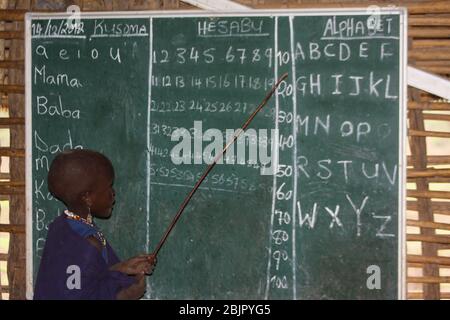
[{"left": 151, "top": 72, "right": 288, "bottom": 257}]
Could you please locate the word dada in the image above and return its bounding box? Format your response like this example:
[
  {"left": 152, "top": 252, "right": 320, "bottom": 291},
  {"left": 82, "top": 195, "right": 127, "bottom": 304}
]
[
  {"left": 170, "top": 121, "right": 278, "bottom": 175},
  {"left": 34, "top": 129, "right": 82, "bottom": 154}
]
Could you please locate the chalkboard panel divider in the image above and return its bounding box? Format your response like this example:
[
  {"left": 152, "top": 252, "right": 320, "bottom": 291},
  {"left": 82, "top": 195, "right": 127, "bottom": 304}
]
[
  {"left": 289, "top": 15, "right": 298, "bottom": 301},
  {"left": 265, "top": 15, "right": 279, "bottom": 300},
  {"left": 145, "top": 16, "right": 153, "bottom": 279}
]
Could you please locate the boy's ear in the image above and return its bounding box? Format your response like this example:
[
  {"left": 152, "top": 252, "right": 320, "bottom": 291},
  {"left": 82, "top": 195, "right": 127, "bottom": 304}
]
[{"left": 81, "top": 191, "right": 93, "bottom": 207}]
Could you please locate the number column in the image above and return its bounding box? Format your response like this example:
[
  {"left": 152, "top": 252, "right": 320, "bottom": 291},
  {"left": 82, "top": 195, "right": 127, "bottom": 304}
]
[{"left": 265, "top": 16, "right": 296, "bottom": 300}]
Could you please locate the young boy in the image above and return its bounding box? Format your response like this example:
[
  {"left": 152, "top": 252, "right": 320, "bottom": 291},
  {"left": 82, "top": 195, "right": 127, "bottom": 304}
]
[{"left": 34, "top": 149, "right": 156, "bottom": 300}]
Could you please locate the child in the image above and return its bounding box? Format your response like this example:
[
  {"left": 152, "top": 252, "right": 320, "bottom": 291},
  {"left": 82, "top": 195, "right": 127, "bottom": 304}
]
[{"left": 34, "top": 149, "right": 157, "bottom": 300}]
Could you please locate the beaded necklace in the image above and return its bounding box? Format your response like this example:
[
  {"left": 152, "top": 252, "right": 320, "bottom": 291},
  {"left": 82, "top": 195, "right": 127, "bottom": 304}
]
[{"left": 64, "top": 210, "right": 107, "bottom": 247}]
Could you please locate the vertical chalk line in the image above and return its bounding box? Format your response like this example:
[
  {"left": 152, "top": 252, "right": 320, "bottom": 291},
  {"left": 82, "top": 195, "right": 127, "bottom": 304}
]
[
  {"left": 146, "top": 17, "right": 153, "bottom": 299},
  {"left": 289, "top": 15, "right": 298, "bottom": 301},
  {"left": 265, "top": 16, "right": 279, "bottom": 300}
]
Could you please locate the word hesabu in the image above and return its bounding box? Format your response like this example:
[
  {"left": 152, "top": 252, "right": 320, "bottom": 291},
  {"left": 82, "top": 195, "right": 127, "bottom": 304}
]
[{"left": 170, "top": 121, "right": 278, "bottom": 175}]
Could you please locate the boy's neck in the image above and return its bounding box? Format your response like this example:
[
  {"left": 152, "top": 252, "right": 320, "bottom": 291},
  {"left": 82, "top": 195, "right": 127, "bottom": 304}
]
[{"left": 66, "top": 205, "right": 91, "bottom": 219}]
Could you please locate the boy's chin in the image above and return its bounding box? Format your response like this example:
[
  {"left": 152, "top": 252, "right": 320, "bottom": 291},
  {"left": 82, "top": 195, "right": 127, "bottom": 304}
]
[{"left": 95, "top": 209, "right": 113, "bottom": 219}]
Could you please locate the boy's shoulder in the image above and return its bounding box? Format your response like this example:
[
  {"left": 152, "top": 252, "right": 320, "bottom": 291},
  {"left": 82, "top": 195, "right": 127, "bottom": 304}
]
[
  {"left": 86, "top": 236, "right": 103, "bottom": 252},
  {"left": 46, "top": 214, "right": 67, "bottom": 236},
  {"left": 46, "top": 215, "right": 97, "bottom": 250},
  {"left": 49, "top": 214, "right": 105, "bottom": 253}
]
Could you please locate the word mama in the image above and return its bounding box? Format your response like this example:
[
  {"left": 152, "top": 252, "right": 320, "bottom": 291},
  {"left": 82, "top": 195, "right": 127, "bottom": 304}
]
[{"left": 34, "top": 65, "right": 82, "bottom": 88}]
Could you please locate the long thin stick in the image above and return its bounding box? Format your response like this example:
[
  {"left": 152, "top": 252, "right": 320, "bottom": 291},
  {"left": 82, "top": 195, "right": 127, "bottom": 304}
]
[{"left": 151, "top": 72, "right": 288, "bottom": 257}]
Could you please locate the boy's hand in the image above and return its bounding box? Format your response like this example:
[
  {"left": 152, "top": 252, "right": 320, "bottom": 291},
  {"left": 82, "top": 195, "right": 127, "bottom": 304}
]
[
  {"left": 111, "top": 254, "right": 157, "bottom": 275},
  {"left": 146, "top": 253, "right": 157, "bottom": 275}
]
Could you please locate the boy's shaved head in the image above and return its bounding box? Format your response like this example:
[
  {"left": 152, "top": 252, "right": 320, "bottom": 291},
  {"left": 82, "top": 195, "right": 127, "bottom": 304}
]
[{"left": 48, "top": 149, "right": 114, "bottom": 207}]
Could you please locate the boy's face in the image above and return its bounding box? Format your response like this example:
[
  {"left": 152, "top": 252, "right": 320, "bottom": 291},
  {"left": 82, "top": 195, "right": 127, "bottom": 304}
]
[{"left": 88, "top": 171, "right": 115, "bottom": 219}]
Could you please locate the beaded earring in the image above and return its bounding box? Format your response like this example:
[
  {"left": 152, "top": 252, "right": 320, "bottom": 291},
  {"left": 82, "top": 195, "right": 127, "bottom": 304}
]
[{"left": 86, "top": 206, "right": 93, "bottom": 224}]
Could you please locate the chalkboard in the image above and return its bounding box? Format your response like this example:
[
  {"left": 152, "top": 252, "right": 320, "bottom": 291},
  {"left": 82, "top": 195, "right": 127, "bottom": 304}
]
[{"left": 26, "top": 9, "right": 407, "bottom": 299}]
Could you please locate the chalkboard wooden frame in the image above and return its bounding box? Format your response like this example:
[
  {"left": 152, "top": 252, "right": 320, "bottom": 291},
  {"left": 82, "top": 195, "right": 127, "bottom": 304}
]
[{"left": 25, "top": 8, "right": 408, "bottom": 299}]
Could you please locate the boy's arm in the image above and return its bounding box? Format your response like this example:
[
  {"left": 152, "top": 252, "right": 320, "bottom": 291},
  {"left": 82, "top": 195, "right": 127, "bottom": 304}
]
[
  {"left": 110, "top": 254, "right": 157, "bottom": 275},
  {"left": 75, "top": 240, "right": 138, "bottom": 300},
  {"left": 116, "top": 274, "right": 146, "bottom": 300},
  {"left": 84, "top": 235, "right": 158, "bottom": 300},
  {"left": 85, "top": 235, "right": 157, "bottom": 276},
  {"left": 84, "top": 236, "right": 153, "bottom": 299}
]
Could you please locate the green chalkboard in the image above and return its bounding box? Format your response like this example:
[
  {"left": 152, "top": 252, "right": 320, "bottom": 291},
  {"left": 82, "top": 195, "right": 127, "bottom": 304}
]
[{"left": 26, "top": 9, "right": 407, "bottom": 299}]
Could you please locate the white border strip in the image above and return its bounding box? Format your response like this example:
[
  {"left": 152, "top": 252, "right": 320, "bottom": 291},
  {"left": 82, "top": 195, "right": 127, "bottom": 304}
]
[
  {"left": 408, "top": 66, "right": 450, "bottom": 101},
  {"left": 180, "top": 0, "right": 249, "bottom": 11},
  {"left": 399, "top": 8, "right": 408, "bottom": 300},
  {"left": 26, "top": 8, "right": 405, "bottom": 20},
  {"left": 25, "top": 14, "right": 33, "bottom": 300}
]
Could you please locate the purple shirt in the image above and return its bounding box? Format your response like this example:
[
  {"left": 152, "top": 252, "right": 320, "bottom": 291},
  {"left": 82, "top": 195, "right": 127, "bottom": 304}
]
[{"left": 34, "top": 214, "right": 136, "bottom": 300}]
